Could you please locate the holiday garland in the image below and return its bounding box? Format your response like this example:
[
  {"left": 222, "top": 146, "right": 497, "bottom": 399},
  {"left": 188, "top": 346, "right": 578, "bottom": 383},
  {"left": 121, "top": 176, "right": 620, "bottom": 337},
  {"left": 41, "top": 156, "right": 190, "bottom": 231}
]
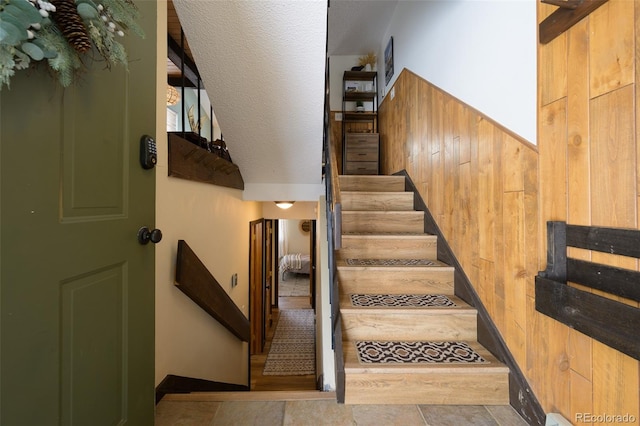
[{"left": 0, "top": 0, "right": 143, "bottom": 89}]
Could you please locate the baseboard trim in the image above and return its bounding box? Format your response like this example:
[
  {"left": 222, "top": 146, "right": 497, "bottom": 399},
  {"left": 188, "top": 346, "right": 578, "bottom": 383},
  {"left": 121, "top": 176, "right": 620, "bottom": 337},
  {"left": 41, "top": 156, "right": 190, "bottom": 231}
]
[
  {"left": 161, "top": 390, "right": 336, "bottom": 402},
  {"left": 396, "top": 170, "right": 546, "bottom": 426},
  {"left": 155, "top": 374, "right": 249, "bottom": 404}
]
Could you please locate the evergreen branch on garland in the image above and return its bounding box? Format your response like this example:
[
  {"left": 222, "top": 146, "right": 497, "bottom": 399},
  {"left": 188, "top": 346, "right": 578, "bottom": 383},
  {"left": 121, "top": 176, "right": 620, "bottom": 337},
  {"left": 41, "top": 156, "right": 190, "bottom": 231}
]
[
  {"left": 101, "top": 0, "right": 142, "bottom": 38},
  {"left": 38, "top": 23, "right": 83, "bottom": 87},
  {"left": 0, "top": 0, "right": 144, "bottom": 89}
]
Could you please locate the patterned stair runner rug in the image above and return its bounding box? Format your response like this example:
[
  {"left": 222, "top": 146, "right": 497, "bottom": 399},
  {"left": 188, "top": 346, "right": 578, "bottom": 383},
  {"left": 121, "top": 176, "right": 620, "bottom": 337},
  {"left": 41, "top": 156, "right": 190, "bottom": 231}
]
[
  {"left": 350, "top": 294, "right": 456, "bottom": 308},
  {"left": 356, "top": 341, "right": 488, "bottom": 364},
  {"left": 346, "top": 258, "right": 438, "bottom": 266}
]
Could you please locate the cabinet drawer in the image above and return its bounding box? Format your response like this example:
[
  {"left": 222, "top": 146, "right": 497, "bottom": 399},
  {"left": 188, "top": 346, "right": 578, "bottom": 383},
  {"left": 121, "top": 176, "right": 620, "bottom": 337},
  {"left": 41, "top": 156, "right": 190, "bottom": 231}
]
[
  {"left": 345, "top": 161, "right": 378, "bottom": 175},
  {"left": 346, "top": 149, "right": 378, "bottom": 162},
  {"left": 345, "top": 133, "right": 379, "bottom": 149}
]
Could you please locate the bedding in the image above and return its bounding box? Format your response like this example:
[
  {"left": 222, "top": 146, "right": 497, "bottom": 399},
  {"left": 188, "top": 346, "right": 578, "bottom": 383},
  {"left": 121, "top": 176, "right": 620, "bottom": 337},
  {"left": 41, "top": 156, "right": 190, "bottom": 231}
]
[{"left": 279, "top": 253, "right": 311, "bottom": 280}]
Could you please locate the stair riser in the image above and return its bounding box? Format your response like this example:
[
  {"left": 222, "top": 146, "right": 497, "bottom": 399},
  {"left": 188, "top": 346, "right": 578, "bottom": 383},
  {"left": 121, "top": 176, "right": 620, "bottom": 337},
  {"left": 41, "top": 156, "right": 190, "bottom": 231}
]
[
  {"left": 342, "top": 193, "right": 414, "bottom": 211},
  {"left": 341, "top": 312, "right": 477, "bottom": 341},
  {"left": 339, "top": 176, "right": 405, "bottom": 192},
  {"left": 342, "top": 212, "right": 424, "bottom": 233},
  {"left": 338, "top": 236, "right": 437, "bottom": 259},
  {"left": 344, "top": 372, "right": 510, "bottom": 405},
  {"left": 338, "top": 269, "right": 454, "bottom": 295}
]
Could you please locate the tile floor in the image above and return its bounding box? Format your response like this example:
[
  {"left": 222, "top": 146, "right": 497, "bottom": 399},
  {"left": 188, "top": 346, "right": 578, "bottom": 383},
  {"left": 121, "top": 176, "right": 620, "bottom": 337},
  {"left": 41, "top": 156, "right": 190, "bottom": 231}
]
[
  {"left": 158, "top": 294, "right": 530, "bottom": 425},
  {"left": 155, "top": 398, "right": 530, "bottom": 425}
]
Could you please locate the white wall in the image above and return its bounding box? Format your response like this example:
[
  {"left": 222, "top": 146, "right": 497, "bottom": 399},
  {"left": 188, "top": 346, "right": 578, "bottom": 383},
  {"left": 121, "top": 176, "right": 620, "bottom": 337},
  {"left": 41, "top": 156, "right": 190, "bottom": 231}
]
[
  {"left": 329, "top": 2, "right": 536, "bottom": 143},
  {"left": 154, "top": 174, "right": 261, "bottom": 386},
  {"left": 329, "top": 55, "right": 366, "bottom": 112},
  {"left": 283, "top": 220, "right": 310, "bottom": 254},
  {"left": 316, "top": 196, "right": 335, "bottom": 391},
  {"left": 156, "top": 11, "right": 261, "bottom": 384},
  {"left": 262, "top": 201, "right": 317, "bottom": 220},
  {"left": 377, "top": 0, "right": 536, "bottom": 143}
]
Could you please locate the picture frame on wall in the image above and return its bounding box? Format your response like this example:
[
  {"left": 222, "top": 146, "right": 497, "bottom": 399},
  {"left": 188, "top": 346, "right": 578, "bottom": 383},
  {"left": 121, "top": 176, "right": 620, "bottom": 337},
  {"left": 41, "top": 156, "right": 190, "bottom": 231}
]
[{"left": 385, "top": 36, "right": 394, "bottom": 85}]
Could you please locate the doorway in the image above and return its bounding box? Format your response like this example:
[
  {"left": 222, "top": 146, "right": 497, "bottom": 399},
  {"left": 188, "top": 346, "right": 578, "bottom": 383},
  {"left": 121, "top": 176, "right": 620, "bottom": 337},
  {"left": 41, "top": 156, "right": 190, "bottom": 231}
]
[
  {"left": 275, "top": 219, "right": 316, "bottom": 310},
  {"left": 249, "top": 218, "right": 318, "bottom": 391}
]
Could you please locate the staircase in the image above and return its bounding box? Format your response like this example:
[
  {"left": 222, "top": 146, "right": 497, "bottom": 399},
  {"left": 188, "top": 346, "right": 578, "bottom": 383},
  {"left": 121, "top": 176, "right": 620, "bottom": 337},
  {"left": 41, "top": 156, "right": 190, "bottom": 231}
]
[{"left": 336, "top": 175, "right": 510, "bottom": 405}]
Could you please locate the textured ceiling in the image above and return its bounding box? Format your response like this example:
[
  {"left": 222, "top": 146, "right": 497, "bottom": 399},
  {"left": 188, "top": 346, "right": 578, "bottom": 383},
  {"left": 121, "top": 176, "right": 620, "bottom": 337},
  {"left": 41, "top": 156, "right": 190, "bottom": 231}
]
[
  {"left": 172, "top": 0, "right": 328, "bottom": 201},
  {"left": 171, "top": 1, "right": 396, "bottom": 201},
  {"left": 327, "top": 0, "right": 398, "bottom": 55}
]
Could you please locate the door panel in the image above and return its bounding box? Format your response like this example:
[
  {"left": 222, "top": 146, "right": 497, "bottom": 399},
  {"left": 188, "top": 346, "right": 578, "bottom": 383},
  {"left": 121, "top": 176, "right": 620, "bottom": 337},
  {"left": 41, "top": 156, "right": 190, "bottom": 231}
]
[
  {"left": 61, "top": 74, "right": 128, "bottom": 220},
  {"left": 0, "top": 1, "right": 157, "bottom": 424},
  {"left": 309, "top": 220, "right": 317, "bottom": 310},
  {"left": 250, "top": 220, "right": 264, "bottom": 354},
  {"left": 265, "top": 219, "right": 274, "bottom": 328},
  {"left": 60, "top": 264, "right": 127, "bottom": 425}
]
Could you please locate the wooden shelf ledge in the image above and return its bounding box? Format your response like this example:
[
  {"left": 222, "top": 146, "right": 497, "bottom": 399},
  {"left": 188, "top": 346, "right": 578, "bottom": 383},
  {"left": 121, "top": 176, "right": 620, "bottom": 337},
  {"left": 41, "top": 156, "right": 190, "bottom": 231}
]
[{"left": 168, "top": 132, "right": 244, "bottom": 190}]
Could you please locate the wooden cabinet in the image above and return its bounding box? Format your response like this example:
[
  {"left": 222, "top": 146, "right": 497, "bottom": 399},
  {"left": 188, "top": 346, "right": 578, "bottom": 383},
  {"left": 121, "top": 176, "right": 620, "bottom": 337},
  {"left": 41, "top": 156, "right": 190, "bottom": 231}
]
[
  {"left": 342, "top": 71, "right": 380, "bottom": 174},
  {"left": 344, "top": 133, "right": 379, "bottom": 175}
]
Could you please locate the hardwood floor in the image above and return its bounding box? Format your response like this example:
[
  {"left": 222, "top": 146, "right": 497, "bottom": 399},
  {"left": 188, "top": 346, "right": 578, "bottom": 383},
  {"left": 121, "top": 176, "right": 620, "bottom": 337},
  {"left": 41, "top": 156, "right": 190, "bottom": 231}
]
[{"left": 250, "top": 296, "right": 317, "bottom": 391}]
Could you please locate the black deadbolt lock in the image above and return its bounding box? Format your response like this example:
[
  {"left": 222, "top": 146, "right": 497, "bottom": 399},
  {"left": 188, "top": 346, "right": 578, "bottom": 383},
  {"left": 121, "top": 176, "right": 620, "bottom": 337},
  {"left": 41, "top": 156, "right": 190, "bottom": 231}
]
[{"left": 140, "top": 135, "right": 157, "bottom": 169}]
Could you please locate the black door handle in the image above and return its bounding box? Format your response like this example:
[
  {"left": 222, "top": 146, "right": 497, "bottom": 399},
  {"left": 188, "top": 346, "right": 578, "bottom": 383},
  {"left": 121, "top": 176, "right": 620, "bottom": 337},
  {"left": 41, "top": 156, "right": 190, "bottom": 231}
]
[{"left": 137, "top": 227, "right": 162, "bottom": 245}]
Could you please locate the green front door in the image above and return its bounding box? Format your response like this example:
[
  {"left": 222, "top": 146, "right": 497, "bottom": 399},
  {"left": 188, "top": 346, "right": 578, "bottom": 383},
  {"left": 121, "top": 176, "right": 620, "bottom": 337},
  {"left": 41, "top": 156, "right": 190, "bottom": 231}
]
[{"left": 0, "top": 1, "right": 157, "bottom": 424}]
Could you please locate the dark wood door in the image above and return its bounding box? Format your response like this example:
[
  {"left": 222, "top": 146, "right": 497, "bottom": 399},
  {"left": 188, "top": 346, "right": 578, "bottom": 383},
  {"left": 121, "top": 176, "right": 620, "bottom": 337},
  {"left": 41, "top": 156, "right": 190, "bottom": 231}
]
[
  {"left": 249, "top": 219, "right": 265, "bottom": 354},
  {"left": 309, "top": 220, "right": 317, "bottom": 309},
  {"left": 265, "top": 219, "right": 275, "bottom": 328},
  {"left": 0, "top": 1, "right": 157, "bottom": 423}
]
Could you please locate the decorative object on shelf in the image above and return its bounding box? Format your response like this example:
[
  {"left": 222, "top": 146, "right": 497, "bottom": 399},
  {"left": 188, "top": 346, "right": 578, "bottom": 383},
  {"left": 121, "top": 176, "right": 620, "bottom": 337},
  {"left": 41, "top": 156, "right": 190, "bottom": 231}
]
[
  {"left": 356, "top": 100, "right": 364, "bottom": 112},
  {"left": 275, "top": 201, "right": 294, "bottom": 209},
  {"left": 384, "top": 36, "right": 394, "bottom": 85},
  {"left": 0, "top": 0, "right": 144, "bottom": 90},
  {"left": 345, "top": 81, "right": 358, "bottom": 92},
  {"left": 166, "top": 84, "right": 179, "bottom": 106},
  {"left": 187, "top": 104, "right": 206, "bottom": 133},
  {"left": 359, "top": 51, "right": 376, "bottom": 71}
]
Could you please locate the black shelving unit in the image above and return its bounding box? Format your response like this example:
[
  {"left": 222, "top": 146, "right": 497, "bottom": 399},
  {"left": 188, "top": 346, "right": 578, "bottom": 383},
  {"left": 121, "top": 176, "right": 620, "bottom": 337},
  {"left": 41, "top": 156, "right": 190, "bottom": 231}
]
[{"left": 341, "top": 71, "right": 379, "bottom": 175}]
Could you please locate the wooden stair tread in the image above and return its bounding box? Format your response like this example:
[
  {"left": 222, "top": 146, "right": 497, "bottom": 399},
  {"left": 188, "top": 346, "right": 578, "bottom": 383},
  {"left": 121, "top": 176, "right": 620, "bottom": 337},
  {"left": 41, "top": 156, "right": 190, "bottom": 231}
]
[
  {"left": 341, "top": 191, "right": 414, "bottom": 211},
  {"left": 342, "top": 231, "right": 430, "bottom": 236},
  {"left": 339, "top": 175, "right": 405, "bottom": 192},
  {"left": 341, "top": 233, "right": 436, "bottom": 240},
  {"left": 342, "top": 210, "right": 423, "bottom": 215},
  {"left": 343, "top": 341, "right": 508, "bottom": 374},
  {"left": 340, "top": 294, "right": 478, "bottom": 341},
  {"left": 342, "top": 191, "right": 410, "bottom": 195},
  {"left": 337, "top": 258, "right": 453, "bottom": 270}
]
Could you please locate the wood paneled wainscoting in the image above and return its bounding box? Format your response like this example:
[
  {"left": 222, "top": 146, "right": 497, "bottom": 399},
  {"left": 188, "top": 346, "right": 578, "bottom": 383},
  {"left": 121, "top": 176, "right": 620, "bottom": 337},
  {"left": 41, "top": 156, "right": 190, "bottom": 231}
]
[
  {"left": 378, "top": 66, "right": 639, "bottom": 423},
  {"left": 536, "top": 0, "right": 640, "bottom": 421}
]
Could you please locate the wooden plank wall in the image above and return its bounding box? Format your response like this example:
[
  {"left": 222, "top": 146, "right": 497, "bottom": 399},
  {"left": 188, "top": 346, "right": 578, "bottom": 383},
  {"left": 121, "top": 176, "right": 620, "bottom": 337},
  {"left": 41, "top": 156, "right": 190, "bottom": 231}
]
[
  {"left": 537, "top": 0, "right": 640, "bottom": 420},
  {"left": 376, "top": 68, "right": 542, "bottom": 408},
  {"left": 374, "top": 0, "right": 640, "bottom": 417}
]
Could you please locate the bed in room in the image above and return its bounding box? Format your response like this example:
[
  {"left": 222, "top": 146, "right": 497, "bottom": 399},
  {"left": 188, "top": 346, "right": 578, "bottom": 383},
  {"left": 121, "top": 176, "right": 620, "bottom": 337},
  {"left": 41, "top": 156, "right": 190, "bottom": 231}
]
[{"left": 279, "top": 253, "right": 311, "bottom": 280}]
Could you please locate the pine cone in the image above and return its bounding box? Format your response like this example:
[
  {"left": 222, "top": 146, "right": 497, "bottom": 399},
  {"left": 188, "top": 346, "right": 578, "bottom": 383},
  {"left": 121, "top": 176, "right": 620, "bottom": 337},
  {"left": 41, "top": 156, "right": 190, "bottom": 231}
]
[{"left": 50, "top": 0, "right": 92, "bottom": 53}]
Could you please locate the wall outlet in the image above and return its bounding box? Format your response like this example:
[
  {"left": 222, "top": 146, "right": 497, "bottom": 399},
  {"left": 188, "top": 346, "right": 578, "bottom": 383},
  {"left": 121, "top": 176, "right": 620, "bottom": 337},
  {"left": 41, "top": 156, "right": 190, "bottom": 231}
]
[
  {"left": 231, "top": 273, "right": 238, "bottom": 287},
  {"left": 390, "top": 87, "right": 395, "bottom": 100},
  {"left": 335, "top": 113, "right": 342, "bottom": 121}
]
